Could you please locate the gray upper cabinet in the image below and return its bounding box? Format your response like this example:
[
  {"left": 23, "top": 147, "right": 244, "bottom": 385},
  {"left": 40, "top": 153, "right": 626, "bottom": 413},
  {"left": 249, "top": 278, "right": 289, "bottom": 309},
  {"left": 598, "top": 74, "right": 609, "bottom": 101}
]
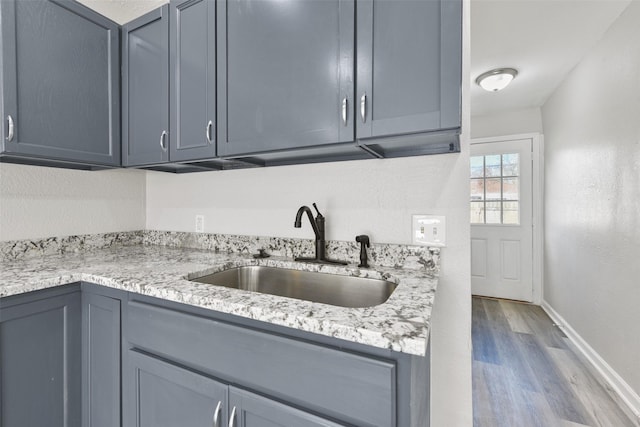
[
  {"left": 217, "top": 0, "right": 355, "bottom": 158},
  {"left": 356, "top": 0, "right": 462, "bottom": 157},
  {"left": 122, "top": 5, "right": 170, "bottom": 166},
  {"left": 169, "top": 0, "right": 216, "bottom": 162},
  {"left": 0, "top": 0, "right": 120, "bottom": 167}
]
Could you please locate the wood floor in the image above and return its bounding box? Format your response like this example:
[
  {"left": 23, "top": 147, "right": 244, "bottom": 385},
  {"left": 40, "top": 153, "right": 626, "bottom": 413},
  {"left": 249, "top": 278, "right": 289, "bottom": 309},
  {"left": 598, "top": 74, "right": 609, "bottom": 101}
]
[{"left": 472, "top": 297, "right": 640, "bottom": 427}]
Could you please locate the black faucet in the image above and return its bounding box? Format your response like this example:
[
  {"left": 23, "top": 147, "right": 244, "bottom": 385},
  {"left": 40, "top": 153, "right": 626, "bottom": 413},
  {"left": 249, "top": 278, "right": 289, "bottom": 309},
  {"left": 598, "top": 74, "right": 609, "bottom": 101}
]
[{"left": 294, "top": 203, "right": 347, "bottom": 265}]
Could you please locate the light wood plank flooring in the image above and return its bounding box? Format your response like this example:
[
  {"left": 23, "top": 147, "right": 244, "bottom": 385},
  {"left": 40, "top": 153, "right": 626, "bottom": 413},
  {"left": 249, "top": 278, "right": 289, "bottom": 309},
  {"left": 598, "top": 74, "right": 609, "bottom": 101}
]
[{"left": 472, "top": 297, "right": 640, "bottom": 427}]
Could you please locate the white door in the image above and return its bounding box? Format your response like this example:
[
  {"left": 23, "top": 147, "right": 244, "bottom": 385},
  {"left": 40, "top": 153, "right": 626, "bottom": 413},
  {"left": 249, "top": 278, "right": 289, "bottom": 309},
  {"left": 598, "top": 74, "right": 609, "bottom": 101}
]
[{"left": 470, "top": 138, "right": 533, "bottom": 302}]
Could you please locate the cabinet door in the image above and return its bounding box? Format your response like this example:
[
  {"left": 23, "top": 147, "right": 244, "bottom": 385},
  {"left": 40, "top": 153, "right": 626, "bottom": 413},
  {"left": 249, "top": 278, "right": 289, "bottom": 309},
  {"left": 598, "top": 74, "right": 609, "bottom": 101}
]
[
  {"left": 170, "top": 0, "right": 216, "bottom": 162},
  {"left": 229, "top": 387, "right": 344, "bottom": 427},
  {"left": 123, "top": 350, "right": 228, "bottom": 427},
  {"left": 82, "top": 292, "right": 121, "bottom": 427},
  {"left": 356, "top": 0, "right": 462, "bottom": 139},
  {"left": 217, "top": 0, "right": 354, "bottom": 157},
  {"left": 0, "top": 0, "right": 120, "bottom": 166},
  {"left": 122, "top": 5, "right": 170, "bottom": 166},
  {"left": 0, "top": 291, "right": 81, "bottom": 427}
]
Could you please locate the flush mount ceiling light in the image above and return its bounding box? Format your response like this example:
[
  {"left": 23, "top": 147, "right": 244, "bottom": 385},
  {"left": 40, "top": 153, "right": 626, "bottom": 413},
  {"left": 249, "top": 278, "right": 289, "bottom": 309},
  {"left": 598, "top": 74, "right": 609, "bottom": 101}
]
[{"left": 476, "top": 68, "right": 518, "bottom": 92}]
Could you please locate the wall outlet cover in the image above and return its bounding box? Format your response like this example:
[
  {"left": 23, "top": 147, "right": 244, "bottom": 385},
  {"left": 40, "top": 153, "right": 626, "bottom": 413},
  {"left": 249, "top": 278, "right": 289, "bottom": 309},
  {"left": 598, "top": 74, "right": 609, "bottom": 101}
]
[{"left": 412, "top": 215, "right": 446, "bottom": 247}]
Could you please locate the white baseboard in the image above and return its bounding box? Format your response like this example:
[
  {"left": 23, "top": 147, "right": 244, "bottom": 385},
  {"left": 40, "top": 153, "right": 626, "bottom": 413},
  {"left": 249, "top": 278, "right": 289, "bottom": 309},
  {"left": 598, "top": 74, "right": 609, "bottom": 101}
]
[{"left": 541, "top": 301, "right": 640, "bottom": 422}]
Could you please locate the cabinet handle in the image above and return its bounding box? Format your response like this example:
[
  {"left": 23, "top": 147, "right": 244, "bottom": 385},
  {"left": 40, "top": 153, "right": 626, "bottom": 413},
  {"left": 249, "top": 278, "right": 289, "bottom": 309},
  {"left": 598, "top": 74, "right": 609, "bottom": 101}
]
[
  {"left": 160, "top": 130, "right": 168, "bottom": 151},
  {"left": 206, "top": 120, "right": 214, "bottom": 144},
  {"left": 360, "top": 93, "right": 367, "bottom": 123},
  {"left": 341, "top": 97, "right": 348, "bottom": 126},
  {"left": 212, "top": 401, "right": 222, "bottom": 427},
  {"left": 6, "top": 115, "right": 14, "bottom": 141},
  {"left": 228, "top": 406, "right": 237, "bottom": 427}
]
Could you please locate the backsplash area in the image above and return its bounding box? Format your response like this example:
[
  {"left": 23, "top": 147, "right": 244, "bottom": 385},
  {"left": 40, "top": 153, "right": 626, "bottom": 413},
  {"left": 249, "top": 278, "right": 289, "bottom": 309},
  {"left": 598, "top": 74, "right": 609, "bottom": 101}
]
[
  {"left": 0, "top": 231, "right": 144, "bottom": 261},
  {"left": 1, "top": 230, "right": 439, "bottom": 273}
]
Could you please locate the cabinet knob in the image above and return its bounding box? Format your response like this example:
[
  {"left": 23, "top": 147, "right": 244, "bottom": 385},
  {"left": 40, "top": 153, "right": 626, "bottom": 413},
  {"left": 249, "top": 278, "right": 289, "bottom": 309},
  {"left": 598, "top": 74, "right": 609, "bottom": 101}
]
[
  {"left": 212, "top": 401, "right": 222, "bottom": 427},
  {"left": 6, "top": 115, "right": 14, "bottom": 142},
  {"left": 206, "top": 120, "right": 214, "bottom": 144},
  {"left": 341, "top": 97, "right": 348, "bottom": 126},
  {"left": 228, "top": 406, "right": 237, "bottom": 427},
  {"left": 160, "top": 130, "right": 168, "bottom": 151},
  {"left": 360, "top": 93, "right": 367, "bottom": 123}
]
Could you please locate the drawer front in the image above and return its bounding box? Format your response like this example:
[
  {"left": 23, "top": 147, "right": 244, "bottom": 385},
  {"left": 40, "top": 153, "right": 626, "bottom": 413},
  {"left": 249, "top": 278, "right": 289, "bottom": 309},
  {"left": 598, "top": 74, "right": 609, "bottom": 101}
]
[{"left": 126, "top": 300, "right": 396, "bottom": 427}]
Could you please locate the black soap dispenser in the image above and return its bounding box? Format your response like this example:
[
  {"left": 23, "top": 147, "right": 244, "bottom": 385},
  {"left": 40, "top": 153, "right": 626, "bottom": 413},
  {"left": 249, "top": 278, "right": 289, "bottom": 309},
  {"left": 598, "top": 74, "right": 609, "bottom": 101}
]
[{"left": 355, "top": 235, "right": 370, "bottom": 268}]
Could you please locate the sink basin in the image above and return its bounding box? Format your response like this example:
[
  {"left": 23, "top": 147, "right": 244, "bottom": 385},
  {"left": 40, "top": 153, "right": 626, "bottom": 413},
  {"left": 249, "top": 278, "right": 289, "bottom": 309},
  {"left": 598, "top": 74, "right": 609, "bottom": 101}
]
[{"left": 190, "top": 266, "right": 397, "bottom": 308}]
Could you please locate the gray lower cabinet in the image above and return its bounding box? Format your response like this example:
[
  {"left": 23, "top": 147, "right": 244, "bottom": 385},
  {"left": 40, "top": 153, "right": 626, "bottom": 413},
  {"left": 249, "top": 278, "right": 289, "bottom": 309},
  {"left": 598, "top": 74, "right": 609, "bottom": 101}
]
[
  {"left": 0, "top": 0, "right": 120, "bottom": 168},
  {"left": 0, "top": 287, "right": 82, "bottom": 427},
  {"left": 124, "top": 349, "right": 342, "bottom": 427},
  {"left": 229, "top": 387, "right": 344, "bottom": 427},
  {"left": 1, "top": 284, "right": 429, "bottom": 426},
  {"left": 169, "top": 0, "right": 217, "bottom": 162},
  {"left": 122, "top": 5, "right": 170, "bottom": 167},
  {"left": 125, "top": 298, "right": 401, "bottom": 427},
  {"left": 82, "top": 289, "right": 122, "bottom": 427},
  {"left": 356, "top": 0, "right": 462, "bottom": 157},
  {"left": 216, "top": 0, "right": 357, "bottom": 158},
  {"left": 124, "top": 350, "right": 228, "bottom": 427}
]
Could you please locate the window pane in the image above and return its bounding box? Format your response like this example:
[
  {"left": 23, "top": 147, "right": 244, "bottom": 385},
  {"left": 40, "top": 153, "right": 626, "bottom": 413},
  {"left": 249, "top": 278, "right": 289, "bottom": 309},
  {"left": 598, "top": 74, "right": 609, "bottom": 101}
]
[
  {"left": 485, "top": 155, "right": 501, "bottom": 177},
  {"left": 485, "top": 201, "right": 501, "bottom": 224},
  {"left": 470, "top": 156, "right": 484, "bottom": 178},
  {"left": 502, "top": 153, "right": 519, "bottom": 176},
  {"left": 470, "top": 179, "right": 484, "bottom": 201},
  {"left": 503, "top": 177, "right": 519, "bottom": 200},
  {"left": 469, "top": 152, "right": 523, "bottom": 225},
  {"left": 470, "top": 202, "right": 484, "bottom": 224},
  {"left": 503, "top": 201, "right": 520, "bottom": 224},
  {"left": 485, "top": 178, "right": 501, "bottom": 200}
]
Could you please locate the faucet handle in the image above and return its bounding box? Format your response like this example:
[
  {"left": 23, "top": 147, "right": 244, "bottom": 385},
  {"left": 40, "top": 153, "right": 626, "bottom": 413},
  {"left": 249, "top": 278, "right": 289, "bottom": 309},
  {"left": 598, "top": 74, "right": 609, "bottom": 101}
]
[{"left": 312, "top": 203, "right": 323, "bottom": 218}]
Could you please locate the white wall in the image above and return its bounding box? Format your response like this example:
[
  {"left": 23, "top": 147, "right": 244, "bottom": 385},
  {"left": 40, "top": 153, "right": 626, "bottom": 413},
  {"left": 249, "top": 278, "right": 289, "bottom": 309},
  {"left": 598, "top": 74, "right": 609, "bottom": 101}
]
[
  {"left": 471, "top": 107, "right": 543, "bottom": 139},
  {"left": 147, "top": 157, "right": 462, "bottom": 243},
  {"left": 542, "top": 0, "right": 640, "bottom": 398},
  {"left": 0, "top": 164, "right": 146, "bottom": 241}
]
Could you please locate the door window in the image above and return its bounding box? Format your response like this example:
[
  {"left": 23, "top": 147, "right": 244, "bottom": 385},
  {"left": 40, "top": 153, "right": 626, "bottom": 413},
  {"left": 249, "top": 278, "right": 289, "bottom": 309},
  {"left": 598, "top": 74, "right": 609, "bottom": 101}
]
[{"left": 470, "top": 153, "right": 520, "bottom": 225}]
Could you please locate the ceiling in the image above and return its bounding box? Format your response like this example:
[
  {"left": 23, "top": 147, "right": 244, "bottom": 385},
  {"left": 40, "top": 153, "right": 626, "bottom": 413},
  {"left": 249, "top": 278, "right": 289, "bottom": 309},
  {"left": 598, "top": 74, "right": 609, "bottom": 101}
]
[{"left": 470, "top": 0, "right": 631, "bottom": 117}]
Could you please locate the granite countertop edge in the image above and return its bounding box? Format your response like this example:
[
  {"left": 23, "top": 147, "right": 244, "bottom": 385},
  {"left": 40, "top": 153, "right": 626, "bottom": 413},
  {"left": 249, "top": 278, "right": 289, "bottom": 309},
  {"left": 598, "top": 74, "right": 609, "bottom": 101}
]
[{"left": 0, "top": 245, "right": 438, "bottom": 357}]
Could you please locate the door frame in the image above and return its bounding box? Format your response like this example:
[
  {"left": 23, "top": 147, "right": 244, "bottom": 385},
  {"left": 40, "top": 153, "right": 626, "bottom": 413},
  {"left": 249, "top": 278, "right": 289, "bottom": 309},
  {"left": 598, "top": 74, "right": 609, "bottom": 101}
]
[{"left": 470, "top": 133, "right": 544, "bottom": 304}]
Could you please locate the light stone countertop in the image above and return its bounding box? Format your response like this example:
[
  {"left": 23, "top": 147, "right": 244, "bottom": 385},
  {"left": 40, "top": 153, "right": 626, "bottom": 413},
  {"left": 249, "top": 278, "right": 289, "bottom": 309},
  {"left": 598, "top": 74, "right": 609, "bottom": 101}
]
[{"left": 0, "top": 244, "right": 437, "bottom": 356}]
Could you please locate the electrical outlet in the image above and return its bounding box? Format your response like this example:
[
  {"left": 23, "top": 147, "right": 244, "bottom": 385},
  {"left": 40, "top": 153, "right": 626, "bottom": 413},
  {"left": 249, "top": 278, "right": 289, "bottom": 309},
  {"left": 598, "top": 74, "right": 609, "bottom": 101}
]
[
  {"left": 195, "top": 215, "right": 204, "bottom": 233},
  {"left": 412, "top": 215, "right": 446, "bottom": 247}
]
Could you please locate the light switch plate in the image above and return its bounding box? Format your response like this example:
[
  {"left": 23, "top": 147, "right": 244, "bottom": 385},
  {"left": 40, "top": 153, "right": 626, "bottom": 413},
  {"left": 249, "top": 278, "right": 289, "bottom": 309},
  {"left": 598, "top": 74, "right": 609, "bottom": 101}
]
[
  {"left": 195, "top": 215, "right": 204, "bottom": 233},
  {"left": 412, "top": 215, "right": 446, "bottom": 247}
]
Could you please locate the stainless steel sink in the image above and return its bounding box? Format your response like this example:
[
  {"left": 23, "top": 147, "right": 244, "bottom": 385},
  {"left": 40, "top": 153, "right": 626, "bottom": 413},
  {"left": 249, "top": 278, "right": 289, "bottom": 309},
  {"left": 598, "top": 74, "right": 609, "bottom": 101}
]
[{"left": 190, "top": 266, "right": 397, "bottom": 308}]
